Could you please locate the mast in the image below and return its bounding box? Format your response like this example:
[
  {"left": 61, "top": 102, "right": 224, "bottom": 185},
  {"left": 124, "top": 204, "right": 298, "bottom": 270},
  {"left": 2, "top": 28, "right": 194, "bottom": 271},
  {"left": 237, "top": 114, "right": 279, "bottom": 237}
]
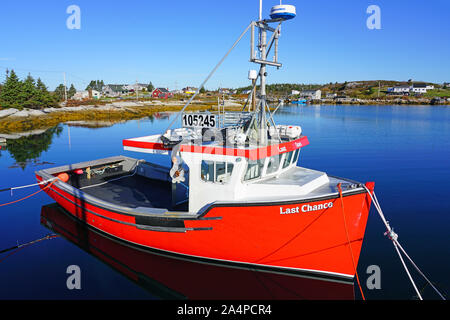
[
  {"left": 160, "top": 1, "right": 295, "bottom": 139},
  {"left": 248, "top": 1, "right": 296, "bottom": 144},
  {"left": 258, "top": 0, "right": 268, "bottom": 144}
]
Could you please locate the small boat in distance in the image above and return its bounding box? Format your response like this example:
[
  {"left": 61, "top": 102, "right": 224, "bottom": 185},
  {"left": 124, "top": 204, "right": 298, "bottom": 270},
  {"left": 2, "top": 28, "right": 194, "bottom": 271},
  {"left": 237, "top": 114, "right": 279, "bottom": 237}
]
[
  {"left": 36, "top": 1, "right": 374, "bottom": 284},
  {"left": 291, "top": 98, "right": 307, "bottom": 105}
]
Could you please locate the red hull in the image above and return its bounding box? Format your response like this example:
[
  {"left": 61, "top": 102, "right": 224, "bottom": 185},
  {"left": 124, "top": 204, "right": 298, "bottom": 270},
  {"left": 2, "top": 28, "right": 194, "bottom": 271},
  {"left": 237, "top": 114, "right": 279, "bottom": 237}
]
[
  {"left": 37, "top": 175, "right": 373, "bottom": 281},
  {"left": 41, "top": 203, "right": 355, "bottom": 300}
]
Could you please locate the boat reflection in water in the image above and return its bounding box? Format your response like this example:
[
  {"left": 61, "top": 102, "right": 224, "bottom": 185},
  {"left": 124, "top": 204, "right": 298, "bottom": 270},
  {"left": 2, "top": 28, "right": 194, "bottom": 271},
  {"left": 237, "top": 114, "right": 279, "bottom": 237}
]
[{"left": 41, "top": 203, "right": 355, "bottom": 300}]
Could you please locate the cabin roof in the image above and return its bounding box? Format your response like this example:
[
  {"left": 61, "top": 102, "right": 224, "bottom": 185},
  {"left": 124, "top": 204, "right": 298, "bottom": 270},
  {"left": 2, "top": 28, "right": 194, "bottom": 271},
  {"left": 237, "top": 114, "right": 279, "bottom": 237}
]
[{"left": 123, "top": 135, "right": 309, "bottom": 160}]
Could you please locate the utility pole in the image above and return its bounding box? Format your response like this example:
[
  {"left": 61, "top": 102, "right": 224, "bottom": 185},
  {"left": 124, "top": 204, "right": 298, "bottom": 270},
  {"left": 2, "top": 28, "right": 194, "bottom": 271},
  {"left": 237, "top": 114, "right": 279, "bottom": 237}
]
[
  {"left": 136, "top": 79, "right": 139, "bottom": 101},
  {"left": 63, "top": 72, "right": 67, "bottom": 102}
]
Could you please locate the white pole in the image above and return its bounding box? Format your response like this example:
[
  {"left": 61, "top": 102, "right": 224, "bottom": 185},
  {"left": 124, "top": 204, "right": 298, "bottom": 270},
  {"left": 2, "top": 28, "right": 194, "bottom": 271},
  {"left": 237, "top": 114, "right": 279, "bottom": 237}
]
[
  {"left": 259, "top": 0, "right": 262, "bottom": 21},
  {"left": 63, "top": 72, "right": 67, "bottom": 102},
  {"left": 136, "top": 79, "right": 138, "bottom": 100}
]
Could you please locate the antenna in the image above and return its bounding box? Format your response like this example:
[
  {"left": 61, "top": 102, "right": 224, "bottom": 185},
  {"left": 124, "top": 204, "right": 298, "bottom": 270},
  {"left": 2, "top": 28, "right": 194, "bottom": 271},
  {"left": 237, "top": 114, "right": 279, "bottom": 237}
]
[
  {"left": 249, "top": 1, "right": 296, "bottom": 143},
  {"left": 259, "top": 0, "right": 263, "bottom": 21}
]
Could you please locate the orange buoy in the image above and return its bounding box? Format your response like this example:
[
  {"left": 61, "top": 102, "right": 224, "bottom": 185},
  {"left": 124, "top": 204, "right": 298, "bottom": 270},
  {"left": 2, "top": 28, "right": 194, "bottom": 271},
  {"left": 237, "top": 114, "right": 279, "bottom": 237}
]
[{"left": 57, "top": 173, "right": 69, "bottom": 183}]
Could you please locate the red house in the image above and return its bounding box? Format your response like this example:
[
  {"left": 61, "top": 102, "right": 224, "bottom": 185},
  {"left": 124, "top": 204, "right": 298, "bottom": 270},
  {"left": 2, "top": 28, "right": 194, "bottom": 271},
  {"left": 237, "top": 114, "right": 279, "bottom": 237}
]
[{"left": 152, "top": 88, "right": 173, "bottom": 99}]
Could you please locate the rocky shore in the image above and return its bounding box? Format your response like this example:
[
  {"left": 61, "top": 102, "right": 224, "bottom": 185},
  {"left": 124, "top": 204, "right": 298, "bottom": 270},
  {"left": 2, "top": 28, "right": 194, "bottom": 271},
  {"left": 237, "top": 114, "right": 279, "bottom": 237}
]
[{"left": 0, "top": 99, "right": 244, "bottom": 133}]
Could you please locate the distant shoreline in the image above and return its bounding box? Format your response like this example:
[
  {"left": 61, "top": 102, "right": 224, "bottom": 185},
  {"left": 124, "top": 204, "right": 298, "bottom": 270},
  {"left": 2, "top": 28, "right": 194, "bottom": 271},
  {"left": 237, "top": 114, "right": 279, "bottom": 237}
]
[
  {"left": 0, "top": 100, "right": 243, "bottom": 134},
  {"left": 0, "top": 99, "right": 448, "bottom": 134}
]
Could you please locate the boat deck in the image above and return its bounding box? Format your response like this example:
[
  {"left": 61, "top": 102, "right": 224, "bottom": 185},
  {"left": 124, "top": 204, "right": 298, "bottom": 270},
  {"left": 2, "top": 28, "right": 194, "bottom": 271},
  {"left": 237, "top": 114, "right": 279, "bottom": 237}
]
[
  {"left": 233, "top": 166, "right": 364, "bottom": 204},
  {"left": 78, "top": 175, "right": 183, "bottom": 211},
  {"left": 36, "top": 156, "right": 365, "bottom": 217}
]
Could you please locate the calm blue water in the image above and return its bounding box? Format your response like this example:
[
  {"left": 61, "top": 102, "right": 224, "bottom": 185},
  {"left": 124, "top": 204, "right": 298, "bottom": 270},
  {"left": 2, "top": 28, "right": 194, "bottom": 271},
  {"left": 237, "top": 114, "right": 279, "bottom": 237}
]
[{"left": 0, "top": 105, "right": 448, "bottom": 300}]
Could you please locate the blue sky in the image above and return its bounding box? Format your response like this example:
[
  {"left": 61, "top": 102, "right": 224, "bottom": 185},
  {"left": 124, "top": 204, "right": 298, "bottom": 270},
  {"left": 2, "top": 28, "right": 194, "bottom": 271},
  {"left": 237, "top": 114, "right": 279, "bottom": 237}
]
[{"left": 0, "top": 0, "right": 449, "bottom": 90}]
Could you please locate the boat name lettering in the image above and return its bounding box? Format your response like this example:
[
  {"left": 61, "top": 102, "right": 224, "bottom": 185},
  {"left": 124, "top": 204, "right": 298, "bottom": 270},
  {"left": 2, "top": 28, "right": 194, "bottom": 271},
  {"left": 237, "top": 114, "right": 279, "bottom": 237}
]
[
  {"left": 279, "top": 202, "right": 333, "bottom": 215},
  {"left": 279, "top": 147, "right": 287, "bottom": 152},
  {"left": 295, "top": 142, "right": 302, "bottom": 148}
]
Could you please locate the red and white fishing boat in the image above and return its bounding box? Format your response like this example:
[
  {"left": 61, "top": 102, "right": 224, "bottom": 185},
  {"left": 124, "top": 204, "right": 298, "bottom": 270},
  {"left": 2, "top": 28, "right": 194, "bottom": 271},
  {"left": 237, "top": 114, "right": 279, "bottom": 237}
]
[{"left": 36, "top": 2, "right": 374, "bottom": 284}]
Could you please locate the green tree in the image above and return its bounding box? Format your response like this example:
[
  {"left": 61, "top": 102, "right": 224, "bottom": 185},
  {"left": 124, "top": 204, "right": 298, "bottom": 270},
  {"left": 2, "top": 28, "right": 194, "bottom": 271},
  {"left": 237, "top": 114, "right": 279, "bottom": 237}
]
[
  {"left": 34, "top": 78, "right": 56, "bottom": 108},
  {"left": 20, "top": 74, "right": 38, "bottom": 108},
  {"left": 147, "top": 82, "right": 154, "bottom": 92},
  {"left": 86, "top": 80, "right": 104, "bottom": 92},
  {"left": 68, "top": 84, "right": 76, "bottom": 99},
  {"left": 53, "top": 84, "right": 66, "bottom": 101},
  {"left": 0, "top": 69, "right": 24, "bottom": 109}
]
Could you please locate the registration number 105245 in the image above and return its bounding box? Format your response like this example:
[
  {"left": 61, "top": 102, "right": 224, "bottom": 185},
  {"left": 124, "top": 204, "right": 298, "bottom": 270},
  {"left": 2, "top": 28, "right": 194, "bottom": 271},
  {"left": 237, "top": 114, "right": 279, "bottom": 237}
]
[{"left": 182, "top": 113, "right": 217, "bottom": 128}]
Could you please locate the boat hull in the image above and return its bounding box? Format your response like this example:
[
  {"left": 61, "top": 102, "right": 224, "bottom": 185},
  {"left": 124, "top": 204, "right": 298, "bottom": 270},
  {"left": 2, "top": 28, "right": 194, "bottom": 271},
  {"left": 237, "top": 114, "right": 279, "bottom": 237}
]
[
  {"left": 37, "top": 173, "right": 373, "bottom": 282},
  {"left": 41, "top": 203, "right": 355, "bottom": 299}
]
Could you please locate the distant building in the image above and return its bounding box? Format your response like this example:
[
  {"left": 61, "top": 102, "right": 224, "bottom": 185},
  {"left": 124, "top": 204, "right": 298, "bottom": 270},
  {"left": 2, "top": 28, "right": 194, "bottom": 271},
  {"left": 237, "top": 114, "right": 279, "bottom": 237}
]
[
  {"left": 388, "top": 85, "right": 411, "bottom": 94},
  {"left": 218, "top": 88, "right": 231, "bottom": 95},
  {"left": 183, "top": 87, "right": 197, "bottom": 94},
  {"left": 300, "top": 89, "right": 321, "bottom": 100},
  {"left": 152, "top": 87, "right": 173, "bottom": 99},
  {"left": 326, "top": 92, "right": 337, "bottom": 99},
  {"left": 72, "top": 90, "right": 100, "bottom": 100},
  {"left": 291, "top": 90, "right": 300, "bottom": 95},
  {"left": 102, "top": 85, "right": 128, "bottom": 97},
  {"left": 123, "top": 83, "right": 148, "bottom": 92},
  {"left": 389, "top": 83, "right": 435, "bottom": 95},
  {"left": 411, "top": 84, "right": 428, "bottom": 94}
]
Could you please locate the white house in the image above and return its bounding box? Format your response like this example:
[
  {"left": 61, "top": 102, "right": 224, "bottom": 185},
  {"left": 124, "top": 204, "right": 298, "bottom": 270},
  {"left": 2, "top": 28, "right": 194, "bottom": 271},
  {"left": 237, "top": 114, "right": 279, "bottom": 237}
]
[
  {"left": 389, "top": 85, "right": 411, "bottom": 94},
  {"left": 411, "top": 84, "right": 428, "bottom": 94},
  {"left": 300, "top": 89, "right": 321, "bottom": 100},
  {"left": 72, "top": 90, "right": 100, "bottom": 100},
  {"left": 102, "top": 85, "right": 128, "bottom": 97},
  {"left": 389, "top": 83, "right": 435, "bottom": 94},
  {"left": 124, "top": 83, "right": 148, "bottom": 92}
]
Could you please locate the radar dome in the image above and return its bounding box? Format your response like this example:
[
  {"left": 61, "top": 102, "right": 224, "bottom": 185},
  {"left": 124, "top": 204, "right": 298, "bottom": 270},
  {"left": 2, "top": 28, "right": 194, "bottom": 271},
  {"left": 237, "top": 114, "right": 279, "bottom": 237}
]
[{"left": 270, "top": 4, "right": 296, "bottom": 20}]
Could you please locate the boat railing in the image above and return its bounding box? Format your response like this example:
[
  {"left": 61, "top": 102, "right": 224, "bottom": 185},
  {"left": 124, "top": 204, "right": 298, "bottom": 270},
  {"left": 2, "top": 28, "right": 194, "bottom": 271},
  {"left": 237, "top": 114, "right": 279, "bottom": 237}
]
[{"left": 220, "top": 111, "right": 253, "bottom": 128}]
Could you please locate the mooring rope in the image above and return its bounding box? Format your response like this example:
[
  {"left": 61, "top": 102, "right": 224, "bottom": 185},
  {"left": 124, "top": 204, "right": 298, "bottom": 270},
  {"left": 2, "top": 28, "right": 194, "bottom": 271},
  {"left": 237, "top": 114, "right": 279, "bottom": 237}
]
[
  {"left": 0, "top": 177, "right": 57, "bottom": 196},
  {"left": 0, "top": 234, "right": 59, "bottom": 263},
  {"left": 0, "top": 178, "right": 58, "bottom": 207},
  {"left": 363, "top": 185, "right": 446, "bottom": 300},
  {"left": 337, "top": 183, "right": 366, "bottom": 300}
]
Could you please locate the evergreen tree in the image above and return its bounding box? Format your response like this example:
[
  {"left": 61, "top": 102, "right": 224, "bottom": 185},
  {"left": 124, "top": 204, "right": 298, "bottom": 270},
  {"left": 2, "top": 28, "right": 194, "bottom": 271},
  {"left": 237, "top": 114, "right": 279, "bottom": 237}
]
[
  {"left": 0, "top": 69, "right": 24, "bottom": 109},
  {"left": 68, "top": 84, "right": 76, "bottom": 99},
  {"left": 147, "top": 82, "right": 154, "bottom": 92},
  {"left": 86, "top": 80, "right": 94, "bottom": 91},
  {"left": 86, "top": 80, "right": 104, "bottom": 92},
  {"left": 53, "top": 84, "right": 66, "bottom": 101},
  {"left": 34, "top": 78, "right": 56, "bottom": 108},
  {"left": 20, "top": 73, "right": 37, "bottom": 108}
]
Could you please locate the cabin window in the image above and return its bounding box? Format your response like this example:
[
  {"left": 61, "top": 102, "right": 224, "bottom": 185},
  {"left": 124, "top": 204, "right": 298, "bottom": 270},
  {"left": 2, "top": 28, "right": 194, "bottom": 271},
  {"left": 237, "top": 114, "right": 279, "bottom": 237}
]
[
  {"left": 244, "top": 158, "right": 265, "bottom": 181},
  {"left": 201, "top": 161, "right": 215, "bottom": 182},
  {"left": 265, "top": 155, "right": 281, "bottom": 175},
  {"left": 201, "top": 161, "right": 234, "bottom": 183},
  {"left": 282, "top": 151, "right": 294, "bottom": 168},
  {"left": 292, "top": 148, "right": 300, "bottom": 165}
]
